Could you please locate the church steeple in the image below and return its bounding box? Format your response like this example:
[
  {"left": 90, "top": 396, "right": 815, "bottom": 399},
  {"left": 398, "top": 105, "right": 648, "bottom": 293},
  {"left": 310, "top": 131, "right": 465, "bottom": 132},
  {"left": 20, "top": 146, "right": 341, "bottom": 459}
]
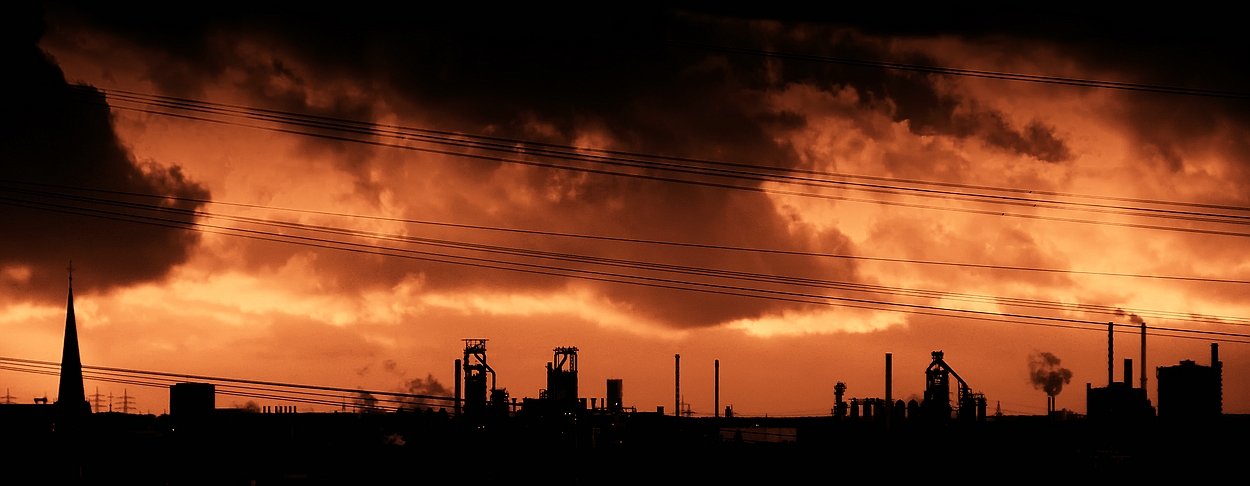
[{"left": 56, "top": 262, "right": 89, "bottom": 415}]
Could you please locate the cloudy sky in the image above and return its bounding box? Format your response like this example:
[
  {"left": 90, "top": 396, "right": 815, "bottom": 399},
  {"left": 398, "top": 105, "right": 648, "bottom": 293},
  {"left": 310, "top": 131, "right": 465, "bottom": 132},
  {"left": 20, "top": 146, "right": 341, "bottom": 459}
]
[{"left": 2, "top": 4, "right": 1247, "bottom": 416}]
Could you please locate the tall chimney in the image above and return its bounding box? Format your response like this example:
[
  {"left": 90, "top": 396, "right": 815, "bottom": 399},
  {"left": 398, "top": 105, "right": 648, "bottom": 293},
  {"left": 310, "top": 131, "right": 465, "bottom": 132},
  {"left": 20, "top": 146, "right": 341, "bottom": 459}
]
[
  {"left": 454, "top": 359, "right": 462, "bottom": 417},
  {"left": 674, "top": 354, "right": 680, "bottom": 417},
  {"left": 885, "top": 353, "right": 893, "bottom": 430},
  {"left": 714, "top": 359, "right": 720, "bottom": 418},
  {"left": 1140, "top": 319, "right": 1147, "bottom": 391},
  {"left": 1107, "top": 322, "right": 1114, "bottom": 386},
  {"left": 1213, "top": 343, "right": 1223, "bottom": 415},
  {"left": 1124, "top": 358, "right": 1132, "bottom": 387}
]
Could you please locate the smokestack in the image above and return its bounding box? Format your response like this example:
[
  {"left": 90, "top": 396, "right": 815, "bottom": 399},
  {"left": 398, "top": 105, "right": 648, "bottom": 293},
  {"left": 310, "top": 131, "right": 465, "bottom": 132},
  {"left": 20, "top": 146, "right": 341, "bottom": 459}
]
[
  {"left": 606, "top": 379, "right": 623, "bottom": 411},
  {"left": 714, "top": 359, "right": 720, "bottom": 418},
  {"left": 1212, "top": 343, "right": 1219, "bottom": 368},
  {"left": 1107, "top": 322, "right": 1114, "bottom": 386},
  {"left": 454, "top": 358, "right": 462, "bottom": 417},
  {"left": 885, "top": 353, "right": 892, "bottom": 430},
  {"left": 1140, "top": 319, "right": 1147, "bottom": 391},
  {"left": 674, "top": 354, "right": 680, "bottom": 417},
  {"left": 1124, "top": 358, "right": 1132, "bottom": 387}
]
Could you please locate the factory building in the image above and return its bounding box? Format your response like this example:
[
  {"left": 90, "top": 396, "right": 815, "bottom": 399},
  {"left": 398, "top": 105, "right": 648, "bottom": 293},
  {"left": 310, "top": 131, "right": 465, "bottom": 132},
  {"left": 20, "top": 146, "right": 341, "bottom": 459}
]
[
  {"left": 1085, "top": 323, "right": 1155, "bottom": 420},
  {"left": 169, "top": 382, "right": 216, "bottom": 417},
  {"left": 1157, "top": 344, "right": 1222, "bottom": 420}
]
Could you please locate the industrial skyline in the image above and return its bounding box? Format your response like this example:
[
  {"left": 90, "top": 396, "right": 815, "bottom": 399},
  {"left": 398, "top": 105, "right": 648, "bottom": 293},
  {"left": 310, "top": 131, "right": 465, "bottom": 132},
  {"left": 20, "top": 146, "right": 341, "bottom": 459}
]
[
  {"left": 2, "top": 4, "right": 1249, "bottom": 421},
  {"left": 0, "top": 276, "right": 1231, "bottom": 424},
  {"left": 0, "top": 278, "right": 1236, "bottom": 481}
]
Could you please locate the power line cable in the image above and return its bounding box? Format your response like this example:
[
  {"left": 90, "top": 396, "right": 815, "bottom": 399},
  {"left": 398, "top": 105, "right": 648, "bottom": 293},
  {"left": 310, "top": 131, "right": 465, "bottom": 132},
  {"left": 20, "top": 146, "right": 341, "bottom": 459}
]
[
  {"left": 0, "top": 357, "right": 452, "bottom": 410},
  {"left": 666, "top": 42, "right": 1250, "bottom": 100},
  {"left": 6, "top": 179, "right": 1248, "bottom": 286},
  {"left": 5, "top": 183, "right": 1248, "bottom": 327},
  {"left": 66, "top": 88, "right": 1250, "bottom": 240},
  {"left": 3, "top": 189, "right": 1248, "bottom": 343},
  {"left": 78, "top": 86, "right": 1250, "bottom": 215}
]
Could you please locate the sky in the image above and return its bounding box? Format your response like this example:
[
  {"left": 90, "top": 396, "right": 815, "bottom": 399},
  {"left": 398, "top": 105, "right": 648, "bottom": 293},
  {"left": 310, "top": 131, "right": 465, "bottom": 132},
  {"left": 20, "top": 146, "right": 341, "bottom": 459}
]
[{"left": 2, "top": 4, "right": 1248, "bottom": 416}]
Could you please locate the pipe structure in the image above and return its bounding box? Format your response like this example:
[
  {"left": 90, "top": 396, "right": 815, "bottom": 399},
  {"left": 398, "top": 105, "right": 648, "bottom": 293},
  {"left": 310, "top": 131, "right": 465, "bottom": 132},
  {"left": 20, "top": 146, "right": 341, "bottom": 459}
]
[
  {"left": 714, "top": 359, "right": 720, "bottom": 418},
  {"left": 674, "top": 354, "right": 680, "bottom": 417}
]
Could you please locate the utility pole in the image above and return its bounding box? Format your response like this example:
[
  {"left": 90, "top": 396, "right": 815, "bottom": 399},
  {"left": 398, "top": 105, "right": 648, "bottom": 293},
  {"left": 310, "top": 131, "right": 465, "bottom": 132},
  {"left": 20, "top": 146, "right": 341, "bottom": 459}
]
[
  {"left": 116, "top": 389, "right": 136, "bottom": 414},
  {"left": 90, "top": 387, "right": 106, "bottom": 413},
  {"left": 2, "top": 388, "right": 14, "bottom": 405}
]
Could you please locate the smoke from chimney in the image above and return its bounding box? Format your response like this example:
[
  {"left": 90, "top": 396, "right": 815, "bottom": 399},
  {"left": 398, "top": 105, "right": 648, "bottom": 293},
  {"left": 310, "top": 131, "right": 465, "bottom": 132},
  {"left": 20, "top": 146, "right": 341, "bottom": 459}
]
[
  {"left": 1113, "top": 310, "right": 1146, "bottom": 326},
  {"left": 353, "top": 390, "right": 380, "bottom": 413},
  {"left": 401, "top": 374, "right": 450, "bottom": 410},
  {"left": 1028, "top": 352, "right": 1074, "bottom": 397}
]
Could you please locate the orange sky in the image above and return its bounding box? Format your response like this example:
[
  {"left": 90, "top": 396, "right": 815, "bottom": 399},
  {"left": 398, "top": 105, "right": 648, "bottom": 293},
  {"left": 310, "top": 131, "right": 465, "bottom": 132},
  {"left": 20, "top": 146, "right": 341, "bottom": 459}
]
[{"left": 2, "top": 5, "right": 1247, "bottom": 416}]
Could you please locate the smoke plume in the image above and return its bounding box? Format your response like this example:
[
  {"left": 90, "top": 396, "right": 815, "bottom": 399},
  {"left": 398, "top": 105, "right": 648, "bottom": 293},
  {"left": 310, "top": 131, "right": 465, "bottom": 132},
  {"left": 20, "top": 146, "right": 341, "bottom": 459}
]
[
  {"left": 1028, "top": 352, "right": 1074, "bottom": 397},
  {"left": 401, "top": 374, "right": 450, "bottom": 411},
  {"left": 353, "top": 390, "right": 380, "bottom": 413}
]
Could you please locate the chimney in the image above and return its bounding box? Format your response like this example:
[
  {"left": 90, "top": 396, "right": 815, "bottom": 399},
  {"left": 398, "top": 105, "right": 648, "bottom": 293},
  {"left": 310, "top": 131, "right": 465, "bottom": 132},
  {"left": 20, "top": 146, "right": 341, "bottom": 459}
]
[
  {"left": 1140, "top": 319, "right": 1147, "bottom": 391},
  {"left": 674, "top": 354, "right": 680, "bottom": 417},
  {"left": 1107, "top": 322, "right": 1114, "bottom": 386},
  {"left": 714, "top": 359, "right": 720, "bottom": 419},
  {"left": 454, "top": 359, "right": 462, "bottom": 417},
  {"left": 1124, "top": 358, "right": 1132, "bottom": 387},
  {"left": 885, "top": 353, "right": 893, "bottom": 430},
  {"left": 1212, "top": 343, "right": 1219, "bottom": 368}
]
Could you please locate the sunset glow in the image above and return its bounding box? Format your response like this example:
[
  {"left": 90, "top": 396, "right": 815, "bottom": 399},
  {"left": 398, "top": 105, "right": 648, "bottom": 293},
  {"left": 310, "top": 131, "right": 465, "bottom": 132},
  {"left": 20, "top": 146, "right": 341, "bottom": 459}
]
[{"left": 3, "top": 5, "right": 1247, "bottom": 420}]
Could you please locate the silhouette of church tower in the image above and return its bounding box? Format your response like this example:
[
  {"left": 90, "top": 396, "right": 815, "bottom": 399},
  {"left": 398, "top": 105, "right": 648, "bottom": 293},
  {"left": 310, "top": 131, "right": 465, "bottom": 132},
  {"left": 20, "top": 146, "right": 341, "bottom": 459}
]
[{"left": 55, "top": 265, "right": 89, "bottom": 417}]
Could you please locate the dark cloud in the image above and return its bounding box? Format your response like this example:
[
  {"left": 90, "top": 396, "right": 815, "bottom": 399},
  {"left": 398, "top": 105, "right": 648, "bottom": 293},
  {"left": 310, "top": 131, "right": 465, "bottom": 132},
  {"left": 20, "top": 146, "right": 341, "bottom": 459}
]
[
  {"left": 0, "top": 6, "right": 208, "bottom": 303},
  {"left": 29, "top": 5, "right": 1245, "bottom": 328},
  {"left": 34, "top": 5, "right": 874, "bottom": 328}
]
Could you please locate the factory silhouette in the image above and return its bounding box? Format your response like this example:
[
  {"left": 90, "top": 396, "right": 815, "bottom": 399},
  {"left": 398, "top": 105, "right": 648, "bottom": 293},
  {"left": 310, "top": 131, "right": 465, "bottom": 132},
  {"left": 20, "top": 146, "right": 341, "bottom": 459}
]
[{"left": 1, "top": 280, "right": 1243, "bottom": 482}]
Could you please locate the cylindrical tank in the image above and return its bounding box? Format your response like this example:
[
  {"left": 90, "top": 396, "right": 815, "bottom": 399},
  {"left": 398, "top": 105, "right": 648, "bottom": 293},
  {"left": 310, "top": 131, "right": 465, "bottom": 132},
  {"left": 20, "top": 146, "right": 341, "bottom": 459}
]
[{"left": 607, "top": 379, "right": 623, "bottom": 411}]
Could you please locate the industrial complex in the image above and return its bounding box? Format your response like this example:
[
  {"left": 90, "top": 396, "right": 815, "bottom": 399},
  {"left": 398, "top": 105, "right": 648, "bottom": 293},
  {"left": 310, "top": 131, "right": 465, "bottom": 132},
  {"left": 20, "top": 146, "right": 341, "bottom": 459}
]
[{"left": 0, "top": 283, "right": 1242, "bottom": 482}]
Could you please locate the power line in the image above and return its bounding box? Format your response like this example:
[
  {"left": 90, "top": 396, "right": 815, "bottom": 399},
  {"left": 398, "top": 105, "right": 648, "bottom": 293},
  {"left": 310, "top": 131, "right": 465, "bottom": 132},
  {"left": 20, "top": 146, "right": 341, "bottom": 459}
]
[
  {"left": 9, "top": 188, "right": 1250, "bottom": 339},
  {"left": 65, "top": 87, "right": 1250, "bottom": 241},
  {"left": 92, "top": 86, "right": 1250, "bottom": 222},
  {"left": 666, "top": 42, "right": 1250, "bottom": 100},
  {"left": 96, "top": 108, "right": 1250, "bottom": 239},
  {"left": 3, "top": 187, "right": 1248, "bottom": 343},
  {"left": 0, "top": 357, "right": 454, "bottom": 411},
  {"left": 6, "top": 179, "right": 1248, "bottom": 286},
  {"left": 5, "top": 183, "right": 1250, "bottom": 327}
]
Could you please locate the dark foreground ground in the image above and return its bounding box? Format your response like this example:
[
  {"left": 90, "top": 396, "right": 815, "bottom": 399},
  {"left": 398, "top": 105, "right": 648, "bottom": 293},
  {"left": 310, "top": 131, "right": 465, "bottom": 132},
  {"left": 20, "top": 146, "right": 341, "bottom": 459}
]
[{"left": 1, "top": 407, "right": 1244, "bottom": 484}]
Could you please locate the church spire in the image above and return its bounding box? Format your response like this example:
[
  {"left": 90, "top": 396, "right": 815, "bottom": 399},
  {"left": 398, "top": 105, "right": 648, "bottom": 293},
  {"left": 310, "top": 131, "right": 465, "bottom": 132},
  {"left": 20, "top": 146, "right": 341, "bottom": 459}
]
[{"left": 56, "top": 262, "right": 89, "bottom": 415}]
